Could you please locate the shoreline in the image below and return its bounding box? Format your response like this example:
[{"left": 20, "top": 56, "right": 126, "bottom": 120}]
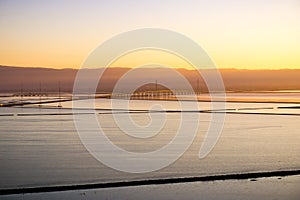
[{"left": 1, "top": 169, "right": 300, "bottom": 195}]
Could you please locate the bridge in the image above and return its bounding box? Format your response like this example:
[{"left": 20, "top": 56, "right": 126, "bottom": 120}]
[{"left": 0, "top": 90, "right": 201, "bottom": 107}]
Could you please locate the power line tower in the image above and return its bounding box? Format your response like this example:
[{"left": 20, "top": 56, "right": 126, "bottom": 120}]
[
  {"left": 58, "top": 82, "right": 62, "bottom": 108},
  {"left": 196, "top": 78, "right": 200, "bottom": 94},
  {"left": 39, "top": 81, "right": 42, "bottom": 107}
]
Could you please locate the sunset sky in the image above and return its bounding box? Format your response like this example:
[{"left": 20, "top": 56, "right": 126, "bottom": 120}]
[{"left": 0, "top": 0, "right": 299, "bottom": 69}]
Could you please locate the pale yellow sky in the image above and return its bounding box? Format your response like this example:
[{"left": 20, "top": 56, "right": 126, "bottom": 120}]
[
  {"left": 0, "top": 0, "right": 299, "bottom": 69},
  {"left": 109, "top": 50, "right": 195, "bottom": 70}
]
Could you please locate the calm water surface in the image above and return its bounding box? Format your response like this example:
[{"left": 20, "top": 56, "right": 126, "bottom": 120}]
[{"left": 0, "top": 93, "right": 300, "bottom": 189}]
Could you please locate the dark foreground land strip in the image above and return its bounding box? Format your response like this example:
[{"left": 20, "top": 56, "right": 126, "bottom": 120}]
[
  {"left": 17, "top": 113, "right": 94, "bottom": 116},
  {"left": 98, "top": 109, "right": 300, "bottom": 116},
  {"left": 207, "top": 111, "right": 300, "bottom": 116},
  {"left": 1, "top": 169, "right": 300, "bottom": 195},
  {"left": 3, "top": 109, "right": 300, "bottom": 117}
]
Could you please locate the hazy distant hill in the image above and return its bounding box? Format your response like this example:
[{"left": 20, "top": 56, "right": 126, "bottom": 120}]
[{"left": 0, "top": 65, "right": 300, "bottom": 93}]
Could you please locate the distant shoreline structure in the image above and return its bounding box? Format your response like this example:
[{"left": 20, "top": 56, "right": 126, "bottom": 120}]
[{"left": 1, "top": 91, "right": 300, "bottom": 108}]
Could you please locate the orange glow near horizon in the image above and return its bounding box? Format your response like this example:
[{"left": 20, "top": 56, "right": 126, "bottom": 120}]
[{"left": 0, "top": 1, "right": 300, "bottom": 70}]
